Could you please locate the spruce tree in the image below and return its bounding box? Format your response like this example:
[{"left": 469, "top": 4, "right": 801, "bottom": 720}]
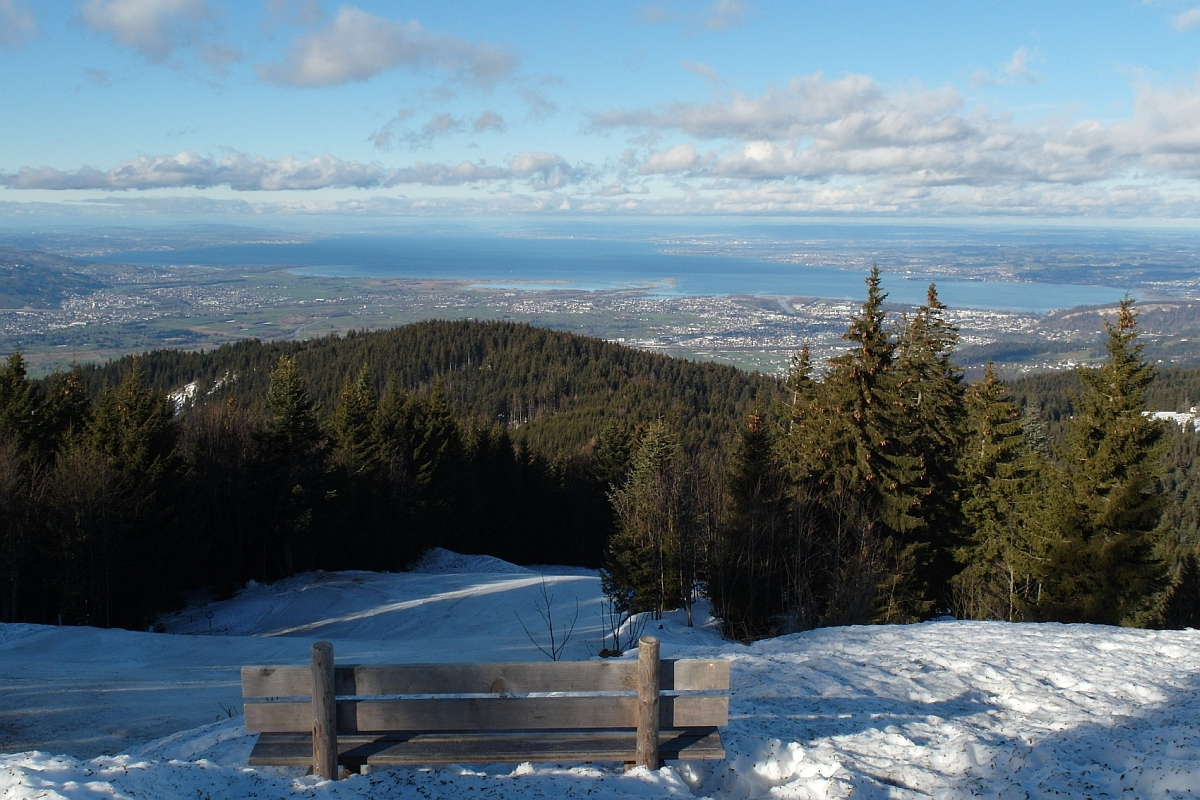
[
  {"left": 895, "top": 285, "right": 967, "bottom": 607},
  {"left": 330, "top": 365, "right": 378, "bottom": 474},
  {"left": 260, "top": 355, "right": 326, "bottom": 576},
  {"left": 711, "top": 410, "right": 788, "bottom": 640},
  {"left": 954, "top": 363, "right": 1047, "bottom": 620},
  {"left": 819, "top": 267, "right": 924, "bottom": 535},
  {"left": 0, "top": 352, "right": 37, "bottom": 455},
  {"left": 1037, "top": 299, "right": 1166, "bottom": 625},
  {"left": 603, "top": 420, "right": 687, "bottom": 617}
]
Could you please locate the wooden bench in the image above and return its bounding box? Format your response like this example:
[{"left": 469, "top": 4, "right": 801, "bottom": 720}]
[{"left": 242, "top": 636, "right": 730, "bottom": 779}]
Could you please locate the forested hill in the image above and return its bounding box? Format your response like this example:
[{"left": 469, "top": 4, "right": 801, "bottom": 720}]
[
  {"left": 1012, "top": 364, "right": 1200, "bottom": 433},
  {"left": 80, "top": 320, "right": 779, "bottom": 459},
  {"left": 0, "top": 248, "right": 102, "bottom": 309}
]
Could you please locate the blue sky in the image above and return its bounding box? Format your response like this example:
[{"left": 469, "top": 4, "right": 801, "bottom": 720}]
[{"left": 6, "top": 1, "right": 1200, "bottom": 222}]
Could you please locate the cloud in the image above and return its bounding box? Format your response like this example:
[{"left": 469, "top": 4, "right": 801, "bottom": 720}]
[
  {"left": 595, "top": 71, "right": 1200, "bottom": 190},
  {"left": 265, "top": 0, "right": 320, "bottom": 27},
  {"left": 79, "top": 0, "right": 212, "bottom": 62},
  {"left": 371, "top": 111, "right": 467, "bottom": 150},
  {"left": 257, "top": 6, "right": 519, "bottom": 88},
  {"left": 640, "top": 143, "right": 701, "bottom": 174},
  {"left": 636, "top": 1, "right": 746, "bottom": 31},
  {"left": 508, "top": 151, "right": 588, "bottom": 189},
  {"left": 1, "top": 149, "right": 589, "bottom": 191},
  {"left": 705, "top": 0, "right": 745, "bottom": 30},
  {"left": 971, "top": 47, "right": 1042, "bottom": 88},
  {"left": 1001, "top": 47, "right": 1041, "bottom": 84},
  {"left": 634, "top": 3, "right": 673, "bottom": 24},
  {"left": 681, "top": 60, "right": 720, "bottom": 83},
  {"left": 1173, "top": 7, "right": 1200, "bottom": 30},
  {"left": 472, "top": 111, "right": 506, "bottom": 133},
  {"left": 0, "top": 0, "right": 37, "bottom": 49}
]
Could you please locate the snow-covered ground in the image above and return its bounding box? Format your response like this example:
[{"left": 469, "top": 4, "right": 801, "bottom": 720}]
[{"left": 2, "top": 549, "right": 1199, "bottom": 799}]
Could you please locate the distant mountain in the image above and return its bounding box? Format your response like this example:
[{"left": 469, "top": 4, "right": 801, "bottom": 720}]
[{"left": 0, "top": 248, "right": 103, "bottom": 309}]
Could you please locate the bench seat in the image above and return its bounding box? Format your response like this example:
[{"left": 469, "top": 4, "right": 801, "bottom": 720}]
[
  {"left": 242, "top": 638, "right": 729, "bottom": 778},
  {"left": 249, "top": 727, "right": 724, "bottom": 767}
]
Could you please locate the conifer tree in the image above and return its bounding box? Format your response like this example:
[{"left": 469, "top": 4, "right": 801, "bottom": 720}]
[
  {"left": 1037, "top": 299, "right": 1166, "bottom": 624},
  {"left": 710, "top": 410, "right": 788, "bottom": 640},
  {"left": 80, "top": 361, "right": 181, "bottom": 625},
  {"left": 0, "top": 352, "right": 37, "bottom": 455},
  {"left": 954, "top": 364, "right": 1047, "bottom": 620},
  {"left": 330, "top": 365, "right": 378, "bottom": 474},
  {"left": 260, "top": 355, "right": 326, "bottom": 576},
  {"left": 819, "top": 267, "right": 924, "bottom": 535},
  {"left": 895, "top": 286, "right": 967, "bottom": 605},
  {"left": 604, "top": 420, "right": 687, "bottom": 617}
]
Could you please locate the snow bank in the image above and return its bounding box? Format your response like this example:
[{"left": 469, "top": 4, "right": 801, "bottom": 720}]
[{"left": 4, "top": 551, "right": 1200, "bottom": 798}]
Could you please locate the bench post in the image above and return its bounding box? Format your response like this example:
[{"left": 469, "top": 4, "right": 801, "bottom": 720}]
[
  {"left": 635, "top": 635, "right": 660, "bottom": 769},
  {"left": 311, "top": 641, "right": 338, "bottom": 780}
]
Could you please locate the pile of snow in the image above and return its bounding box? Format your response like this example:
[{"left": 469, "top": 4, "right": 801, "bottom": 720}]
[
  {"left": 3, "top": 551, "right": 1200, "bottom": 798},
  {"left": 409, "top": 547, "right": 539, "bottom": 574}
]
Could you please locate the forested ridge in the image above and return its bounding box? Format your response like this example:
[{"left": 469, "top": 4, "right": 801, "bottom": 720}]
[
  {"left": 2, "top": 297, "right": 1199, "bottom": 637},
  {"left": 80, "top": 320, "right": 776, "bottom": 459}
]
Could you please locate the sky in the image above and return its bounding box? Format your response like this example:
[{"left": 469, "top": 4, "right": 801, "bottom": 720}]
[{"left": 7, "top": 1, "right": 1200, "bottom": 223}]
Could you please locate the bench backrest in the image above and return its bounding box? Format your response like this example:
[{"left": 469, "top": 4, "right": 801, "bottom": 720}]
[{"left": 242, "top": 657, "right": 730, "bottom": 734}]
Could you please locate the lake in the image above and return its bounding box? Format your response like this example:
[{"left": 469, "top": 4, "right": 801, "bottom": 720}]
[{"left": 96, "top": 232, "right": 1130, "bottom": 313}]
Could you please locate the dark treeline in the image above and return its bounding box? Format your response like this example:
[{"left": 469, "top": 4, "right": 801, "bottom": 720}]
[{"left": 0, "top": 321, "right": 774, "bottom": 629}]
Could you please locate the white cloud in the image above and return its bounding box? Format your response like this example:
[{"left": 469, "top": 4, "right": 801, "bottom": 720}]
[
  {"left": 592, "top": 71, "right": 1200, "bottom": 195},
  {"left": 0, "top": 0, "right": 37, "bottom": 49},
  {"left": 640, "top": 143, "right": 701, "bottom": 174},
  {"left": 472, "top": 111, "right": 506, "bottom": 133},
  {"left": 257, "top": 6, "right": 519, "bottom": 88},
  {"left": 634, "top": 1, "right": 746, "bottom": 32},
  {"left": 1002, "top": 47, "right": 1041, "bottom": 84},
  {"left": 1173, "top": 7, "right": 1200, "bottom": 30},
  {"left": 705, "top": 0, "right": 745, "bottom": 30},
  {"left": 79, "top": 0, "right": 212, "bottom": 62},
  {"left": 372, "top": 112, "right": 465, "bottom": 150},
  {"left": 681, "top": 60, "right": 720, "bottom": 83},
  {"left": 1, "top": 149, "right": 589, "bottom": 191},
  {"left": 265, "top": 0, "right": 320, "bottom": 27},
  {"left": 508, "top": 151, "right": 588, "bottom": 189}
]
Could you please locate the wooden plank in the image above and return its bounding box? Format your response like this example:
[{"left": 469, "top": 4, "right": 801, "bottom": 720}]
[
  {"left": 249, "top": 729, "right": 724, "bottom": 767},
  {"left": 245, "top": 694, "right": 727, "bottom": 734},
  {"left": 242, "top": 659, "right": 729, "bottom": 698},
  {"left": 667, "top": 659, "right": 731, "bottom": 692}
]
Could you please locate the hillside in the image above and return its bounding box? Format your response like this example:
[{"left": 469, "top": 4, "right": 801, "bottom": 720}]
[
  {"left": 1, "top": 553, "right": 1198, "bottom": 798},
  {"left": 0, "top": 248, "right": 103, "bottom": 309},
  {"left": 80, "top": 319, "right": 780, "bottom": 458}
]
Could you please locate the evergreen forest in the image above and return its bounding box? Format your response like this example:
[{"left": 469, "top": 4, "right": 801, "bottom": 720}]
[{"left": 2, "top": 279, "right": 1199, "bottom": 638}]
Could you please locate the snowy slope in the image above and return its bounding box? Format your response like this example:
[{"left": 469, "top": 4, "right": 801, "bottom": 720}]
[{"left": 2, "top": 550, "right": 1200, "bottom": 799}]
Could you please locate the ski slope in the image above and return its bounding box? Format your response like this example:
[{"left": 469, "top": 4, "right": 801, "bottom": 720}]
[{"left": 2, "top": 549, "right": 1199, "bottom": 799}]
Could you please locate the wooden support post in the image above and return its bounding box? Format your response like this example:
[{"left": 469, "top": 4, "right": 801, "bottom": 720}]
[
  {"left": 311, "top": 641, "right": 338, "bottom": 780},
  {"left": 635, "top": 635, "right": 660, "bottom": 770}
]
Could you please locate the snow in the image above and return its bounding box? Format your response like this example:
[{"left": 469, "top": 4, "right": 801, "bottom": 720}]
[
  {"left": 1146, "top": 409, "right": 1200, "bottom": 431},
  {"left": 3, "top": 554, "right": 1200, "bottom": 799}
]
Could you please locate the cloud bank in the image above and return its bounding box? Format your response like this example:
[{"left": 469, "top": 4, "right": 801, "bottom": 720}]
[
  {"left": 0, "top": 150, "right": 587, "bottom": 191},
  {"left": 593, "top": 72, "right": 1200, "bottom": 190}
]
